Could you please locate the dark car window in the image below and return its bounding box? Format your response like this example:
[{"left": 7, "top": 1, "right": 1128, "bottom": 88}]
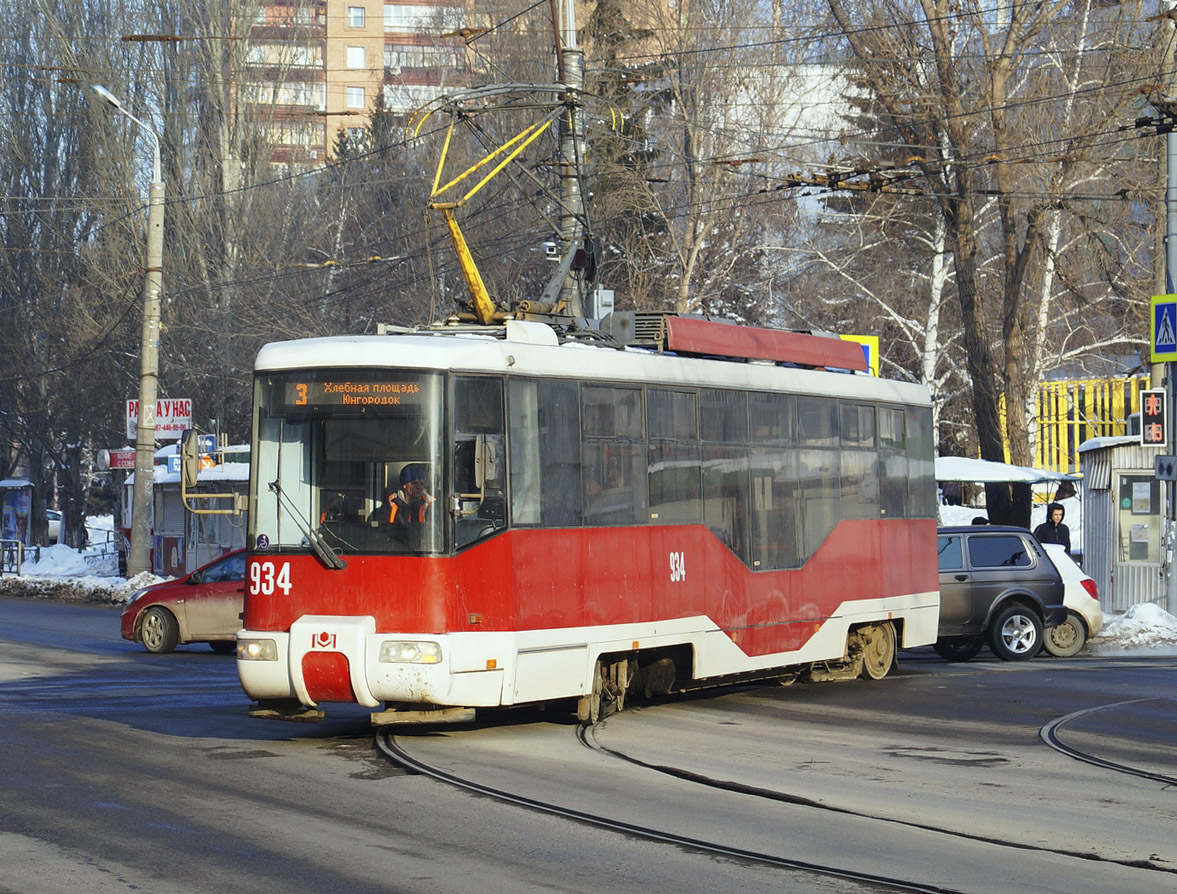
[
  {"left": 937, "top": 535, "right": 964, "bottom": 571},
  {"left": 203, "top": 552, "right": 246, "bottom": 582},
  {"left": 968, "top": 535, "right": 1031, "bottom": 568}
]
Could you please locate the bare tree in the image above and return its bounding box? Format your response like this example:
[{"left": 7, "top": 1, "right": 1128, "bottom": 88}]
[{"left": 823, "top": 0, "right": 1156, "bottom": 523}]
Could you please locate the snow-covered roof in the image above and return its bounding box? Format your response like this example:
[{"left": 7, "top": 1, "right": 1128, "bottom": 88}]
[
  {"left": 935, "top": 456, "right": 1079, "bottom": 484},
  {"left": 1077, "top": 435, "right": 1146, "bottom": 453},
  {"left": 0, "top": 478, "right": 32, "bottom": 488}
]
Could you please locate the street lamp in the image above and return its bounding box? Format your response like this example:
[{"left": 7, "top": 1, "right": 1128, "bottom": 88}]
[{"left": 93, "top": 84, "right": 165, "bottom": 578}]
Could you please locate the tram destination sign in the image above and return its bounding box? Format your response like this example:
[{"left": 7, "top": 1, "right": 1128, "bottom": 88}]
[{"left": 286, "top": 379, "right": 423, "bottom": 408}]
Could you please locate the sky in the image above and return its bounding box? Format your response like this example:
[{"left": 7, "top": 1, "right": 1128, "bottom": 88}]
[{"left": 8, "top": 516, "right": 1177, "bottom": 657}]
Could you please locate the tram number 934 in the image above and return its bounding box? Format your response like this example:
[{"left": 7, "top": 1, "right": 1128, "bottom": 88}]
[
  {"left": 250, "top": 560, "right": 292, "bottom": 596},
  {"left": 669, "top": 551, "right": 686, "bottom": 583}
]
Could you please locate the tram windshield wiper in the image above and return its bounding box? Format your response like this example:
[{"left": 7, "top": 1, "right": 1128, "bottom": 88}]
[{"left": 268, "top": 479, "right": 346, "bottom": 570}]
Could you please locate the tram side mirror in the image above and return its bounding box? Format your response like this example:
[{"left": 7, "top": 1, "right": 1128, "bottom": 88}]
[
  {"left": 180, "top": 429, "right": 200, "bottom": 490},
  {"left": 474, "top": 435, "right": 500, "bottom": 489}
]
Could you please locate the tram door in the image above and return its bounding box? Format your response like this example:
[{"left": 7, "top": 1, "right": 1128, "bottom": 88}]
[{"left": 452, "top": 377, "right": 505, "bottom": 548}]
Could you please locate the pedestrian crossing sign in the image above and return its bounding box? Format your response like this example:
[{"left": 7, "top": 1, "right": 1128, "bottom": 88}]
[
  {"left": 840, "top": 335, "right": 879, "bottom": 376},
  {"left": 1152, "top": 295, "right": 1177, "bottom": 362}
]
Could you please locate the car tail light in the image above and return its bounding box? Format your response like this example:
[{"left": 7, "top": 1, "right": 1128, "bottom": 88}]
[{"left": 1081, "top": 578, "right": 1099, "bottom": 601}]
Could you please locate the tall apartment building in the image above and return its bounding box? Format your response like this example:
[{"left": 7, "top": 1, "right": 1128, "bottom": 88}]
[{"left": 245, "top": 1, "right": 472, "bottom": 163}]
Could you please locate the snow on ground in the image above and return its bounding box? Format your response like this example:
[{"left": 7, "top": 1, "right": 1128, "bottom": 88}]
[
  {"left": 5, "top": 513, "right": 1177, "bottom": 654},
  {"left": 1090, "top": 603, "right": 1177, "bottom": 655},
  {"left": 2, "top": 515, "right": 166, "bottom": 603}
]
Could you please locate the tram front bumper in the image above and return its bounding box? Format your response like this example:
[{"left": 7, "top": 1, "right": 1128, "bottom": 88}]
[{"left": 236, "top": 627, "right": 505, "bottom": 709}]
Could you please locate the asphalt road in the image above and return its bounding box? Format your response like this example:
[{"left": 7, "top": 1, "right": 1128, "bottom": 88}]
[{"left": 2, "top": 596, "right": 1176, "bottom": 894}]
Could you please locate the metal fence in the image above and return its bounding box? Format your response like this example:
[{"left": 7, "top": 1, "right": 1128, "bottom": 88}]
[
  {"left": 1034, "top": 377, "right": 1148, "bottom": 476},
  {"left": 0, "top": 539, "right": 22, "bottom": 576}
]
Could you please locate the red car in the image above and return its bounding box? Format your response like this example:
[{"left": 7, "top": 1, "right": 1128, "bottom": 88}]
[{"left": 120, "top": 550, "right": 246, "bottom": 654}]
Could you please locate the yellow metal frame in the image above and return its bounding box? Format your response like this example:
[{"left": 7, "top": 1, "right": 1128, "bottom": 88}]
[
  {"left": 420, "top": 110, "right": 562, "bottom": 324},
  {"left": 993, "top": 377, "right": 1149, "bottom": 477}
]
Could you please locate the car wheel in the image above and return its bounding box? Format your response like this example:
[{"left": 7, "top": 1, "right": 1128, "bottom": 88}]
[
  {"left": 932, "top": 637, "right": 984, "bottom": 662},
  {"left": 1043, "top": 611, "right": 1087, "bottom": 658},
  {"left": 140, "top": 606, "right": 179, "bottom": 654},
  {"left": 209, "top": 641, "right": 236, "bottom": 654},
  {"left": 988, "top": 605, "right": 1043, "bottom": 661}
]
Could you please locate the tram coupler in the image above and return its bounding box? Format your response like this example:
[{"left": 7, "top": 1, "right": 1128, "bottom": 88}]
[
  {"left": 248, "top": 699, "right": 326, "bottom": 723},
  {"left": 370, "top": 705, "right": 475, "bottom": 725}
]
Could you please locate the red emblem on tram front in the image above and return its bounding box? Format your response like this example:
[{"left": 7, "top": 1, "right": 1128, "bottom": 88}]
[{"left": 312, "top": 632, "right": 337, "bottom": 649}]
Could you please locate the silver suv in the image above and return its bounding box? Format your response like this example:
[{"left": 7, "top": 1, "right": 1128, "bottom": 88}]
[{"left": 936, "top": 526, "right": 1068, "bottom": 661}]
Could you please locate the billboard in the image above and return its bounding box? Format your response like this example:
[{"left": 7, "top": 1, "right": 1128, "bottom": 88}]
[{"left": 125, "top": 398, "right": 193, "bottom": 441}]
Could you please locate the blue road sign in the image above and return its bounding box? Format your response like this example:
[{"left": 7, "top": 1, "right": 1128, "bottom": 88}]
[{"left": 1152, "top": 295, "right": 1177, "bottom": 362}]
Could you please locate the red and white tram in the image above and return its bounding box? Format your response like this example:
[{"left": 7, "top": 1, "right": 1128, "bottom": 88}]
[{"left": 237, "top": 315, "right": 940, "bottom": 723}]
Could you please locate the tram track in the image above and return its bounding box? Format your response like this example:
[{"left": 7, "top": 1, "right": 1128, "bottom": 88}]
[
  {"left": 378, "top": 713, "right": 1177, "bottom": 893},
  {"left": 377, "top": 726, "right": 960, "bottom": 894},
  {"left": 1040, "top": 696, "right": 1177, "bottom": 786}
]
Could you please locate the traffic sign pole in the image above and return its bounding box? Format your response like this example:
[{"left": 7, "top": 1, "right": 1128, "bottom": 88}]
[{"left": 1150, "top": 296, "right": 1177, "bottom": 613}]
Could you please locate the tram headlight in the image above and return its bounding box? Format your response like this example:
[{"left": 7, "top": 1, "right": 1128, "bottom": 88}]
[
  {"left": 378, "top": 640, "right": 442, "bottom": 664},
  {"left": 237, "top": 638, "right": 278, "bottom": 661}
]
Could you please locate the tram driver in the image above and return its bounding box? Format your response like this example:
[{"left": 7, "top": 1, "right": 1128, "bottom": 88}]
[{"left": 369, "top": 463, "right": 436, "bottom": 540}]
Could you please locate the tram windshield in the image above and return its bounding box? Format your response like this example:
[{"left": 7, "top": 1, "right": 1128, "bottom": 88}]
[{"left": 251, "top": 370, "right": 445, "bottom": 556}]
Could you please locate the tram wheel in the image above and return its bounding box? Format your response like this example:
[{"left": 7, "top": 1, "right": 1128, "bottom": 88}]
[
  {"left": 577, "top": 658, "right": 631, "bottom": 724},
  {"left": 577, "top": 661, "right": 604, "bottom": 724},
  {"left": 140, "top": 607, "right": 179, "bottom": 654},
  {"left": 859, "top": 622, "right": 896, "bottom": 680}
]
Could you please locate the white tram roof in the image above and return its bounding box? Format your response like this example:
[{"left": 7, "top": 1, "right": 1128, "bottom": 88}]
[{"left": 254, "top": 324, "right": 929, "bottom": 407}]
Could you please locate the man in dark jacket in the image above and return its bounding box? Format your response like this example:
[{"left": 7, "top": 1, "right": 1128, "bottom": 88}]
[{"left": 1033, "top": 501, "right": 1071, "bottom": 555}]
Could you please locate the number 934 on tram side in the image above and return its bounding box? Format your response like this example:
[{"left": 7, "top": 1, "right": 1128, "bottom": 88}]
[{"left": 236, "top": 314, "right": 940, "bottom": 725}]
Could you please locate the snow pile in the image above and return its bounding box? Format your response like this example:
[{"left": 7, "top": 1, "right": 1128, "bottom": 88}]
[
  {"left": 22, "top": 543, "right": 119, "bottom": 579},
  {"left": 1090, "top": 603, "right": 1177, "bottom": 654},
  {"left": 2, "top": 515, "right": 168, "bottom": 603}
]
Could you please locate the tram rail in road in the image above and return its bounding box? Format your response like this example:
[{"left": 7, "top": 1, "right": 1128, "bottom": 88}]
[{"left": 378, "top": 697, "right": 1177, "bottom": 894}]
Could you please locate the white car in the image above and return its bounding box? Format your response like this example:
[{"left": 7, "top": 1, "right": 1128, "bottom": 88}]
[
  {"left": 1041, "top": 542, "right": 1103, "bottom": 657},
  {"left": 45, "top": 509, "right": 61, "bottom": 543}
]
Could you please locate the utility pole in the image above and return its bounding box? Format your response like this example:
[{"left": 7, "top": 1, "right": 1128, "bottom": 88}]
[
  {"left": 93, "top": 86, "right": 165, "bottom": 578},
  {"left": 553, "top": 0, "right": 585, "bottom": 317}
]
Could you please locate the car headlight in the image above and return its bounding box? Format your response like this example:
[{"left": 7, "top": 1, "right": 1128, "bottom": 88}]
[
  {"left": 378, "top": 641, "right": 442, "bottom": 664},
  {"left": 237, "top": 638, "right": 278, "bottom": 661},
  {"left": 127, "top": 588, "right": 151, "bottom": 604}
]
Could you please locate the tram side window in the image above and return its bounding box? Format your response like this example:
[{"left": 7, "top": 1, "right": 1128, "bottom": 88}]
[
  {"left": 840, "top": 449, "right": 879, "bottom": 520},
  {"left": 583, "top": 442, "right": 646, "bottom": 525},
  {"left": 453, "top": 377, "right": 505, "bottom": 547},
  {"left": 749, "top": 392, "right": 794, "bottom": 443},
  {"left": 649, "top": 443, "right": 701, "bottom": 523},
  {"left": 797, "top": 397, "right": 837, "bottom": 447},
  {"left": 648, "top": 389, "right": 697, "bottom": 440},
  {"left": 750, "top": 447, "right": 800, "bottom": 569},
  {"left": 840, "top": 404, "right": 879, "bottom": 520},
  {"left": 878, "top": 407, "right": 908, "bottom": 518},
  {"left": 905, "top": 407, "right": 936, "bottom": 519},
  {"left": 508, "top": 380, "right": 541, "bottom": 526},
  {"left": 538, "top": 380, "right": 582, "bottom": 527},
  {"left": 840, "top": 404, "right": 875, "bottom": 447},
  {"left": 798, "top": 448, "right": 841, "bottom": 558},
  {"left": 508, "top": 379, "right": 583, "bottom": 528},
  {"left": 701, "top": 389, "right": 748, "bottom": 443},
  {"left": 582, "top": 385, "right": 646, "bottom": 526},
  {"left": 583, "top": 385, "right": 642, "bottom": 438},
  {"left": 648, "top": 389, "right": 700, "bottom": 524},
  {"left": 703, "top": 446, "right": 750, "bottom": 561}
]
